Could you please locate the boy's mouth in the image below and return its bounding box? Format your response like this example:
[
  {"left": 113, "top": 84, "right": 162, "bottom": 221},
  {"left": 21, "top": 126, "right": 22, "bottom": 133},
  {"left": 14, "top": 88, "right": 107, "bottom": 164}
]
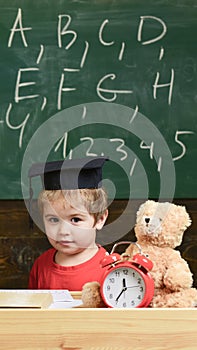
[{"left": 58, "top": 240, "right": 74, "bottom": 245}]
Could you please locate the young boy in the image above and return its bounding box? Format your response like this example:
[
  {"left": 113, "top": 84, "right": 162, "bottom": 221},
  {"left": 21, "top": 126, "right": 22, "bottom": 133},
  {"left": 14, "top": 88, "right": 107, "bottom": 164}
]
[{"left": 28, "top": 157, "right": 109, "bottom": 290}]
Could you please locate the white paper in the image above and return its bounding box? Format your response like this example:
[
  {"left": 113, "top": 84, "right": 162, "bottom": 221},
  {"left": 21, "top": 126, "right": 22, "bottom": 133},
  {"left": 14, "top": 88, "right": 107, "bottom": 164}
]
[
  {"left": 49, "top": 300, "right": 83, "bottom": 309},
  {"left": 0, "top": 289, "right": 83, "bottom": 308}
]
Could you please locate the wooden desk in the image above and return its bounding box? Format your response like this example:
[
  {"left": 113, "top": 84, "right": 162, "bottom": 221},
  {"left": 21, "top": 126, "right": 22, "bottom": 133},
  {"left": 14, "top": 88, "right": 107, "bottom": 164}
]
[{"left": 0, "top": 308, "right": 196, "bottom": 350}]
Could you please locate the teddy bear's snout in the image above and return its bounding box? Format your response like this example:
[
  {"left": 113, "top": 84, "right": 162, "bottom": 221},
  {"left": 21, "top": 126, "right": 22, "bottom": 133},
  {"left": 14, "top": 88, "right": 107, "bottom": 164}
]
[
  {"left": 145, "top": 217, "right": 150, "bottom": 224},
  {"left": 143, "top": 216, "right": 162, "bottom": 236}
]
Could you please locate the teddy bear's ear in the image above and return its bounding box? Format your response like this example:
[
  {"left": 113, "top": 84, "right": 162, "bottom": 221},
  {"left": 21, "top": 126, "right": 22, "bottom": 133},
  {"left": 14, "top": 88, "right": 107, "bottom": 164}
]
[
  {"left": 176, "top": 205, "right": 192, "bottom": 229},
  {"left": 136, "top": 200, "right": 146, "bottom": 215},
  {"left": 136, "top": 200, "right": 155, "bottom": 219}
]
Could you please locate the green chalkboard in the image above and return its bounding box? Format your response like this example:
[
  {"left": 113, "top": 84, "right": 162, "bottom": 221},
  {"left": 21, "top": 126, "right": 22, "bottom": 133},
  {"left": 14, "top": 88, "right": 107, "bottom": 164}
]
[{"left": 0, "top": 0, "right": 196, "bottom": 199}]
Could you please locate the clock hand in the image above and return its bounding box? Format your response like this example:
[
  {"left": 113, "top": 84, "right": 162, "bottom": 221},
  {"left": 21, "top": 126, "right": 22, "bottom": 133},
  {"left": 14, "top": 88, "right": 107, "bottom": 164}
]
[
  {"left": 122, "top": 278, "right": 127, "bottom": 299},
  {"left": 115, "top": 278, "right": 128, "bottom": 303},
  {"left": 116, "top": 284, "right": 141, "bottom": 303},
  {"left": 115, "top": 287, "right": 127, "bottom": 303}
]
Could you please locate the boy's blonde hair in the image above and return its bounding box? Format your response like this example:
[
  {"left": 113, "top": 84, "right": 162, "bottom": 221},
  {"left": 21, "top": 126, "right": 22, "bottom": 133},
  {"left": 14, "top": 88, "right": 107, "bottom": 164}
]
[{"left": 38, "top": 188, "right": 108, "bottom": 223}]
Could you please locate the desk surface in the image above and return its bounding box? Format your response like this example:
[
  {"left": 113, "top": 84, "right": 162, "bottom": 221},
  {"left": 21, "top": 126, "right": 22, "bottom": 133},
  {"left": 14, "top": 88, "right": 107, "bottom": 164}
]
[{"left": 0, "top": 308, "right": 196, "bottom": 350}]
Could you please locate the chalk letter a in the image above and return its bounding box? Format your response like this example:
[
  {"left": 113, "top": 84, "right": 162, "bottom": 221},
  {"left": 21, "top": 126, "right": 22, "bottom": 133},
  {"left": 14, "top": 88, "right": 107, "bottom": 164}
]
[{"left": 8, "top": 8, "right": 32, "bottom": 47}]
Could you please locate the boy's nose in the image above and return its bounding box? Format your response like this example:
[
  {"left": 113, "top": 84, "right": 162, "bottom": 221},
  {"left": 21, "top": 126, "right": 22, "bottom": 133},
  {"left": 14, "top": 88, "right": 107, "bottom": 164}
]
[{"left": 59, "top": 220, "right": 72, "bottom": 234}]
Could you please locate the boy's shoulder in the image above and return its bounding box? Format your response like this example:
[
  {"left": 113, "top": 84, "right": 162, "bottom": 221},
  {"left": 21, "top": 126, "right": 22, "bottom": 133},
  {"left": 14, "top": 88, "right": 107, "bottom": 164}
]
[
  {"left": 96, "top": 245, "right": 108, "bottom": 259},
  {"left": 35, "top": 248, "right": 56, "bottom": 264}
]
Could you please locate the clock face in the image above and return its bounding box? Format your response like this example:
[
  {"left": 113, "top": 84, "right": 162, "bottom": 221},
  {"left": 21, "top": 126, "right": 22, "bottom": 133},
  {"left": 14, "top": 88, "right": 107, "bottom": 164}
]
[{"left": 101, "top": 266, "right": 146, "bottom": 308}]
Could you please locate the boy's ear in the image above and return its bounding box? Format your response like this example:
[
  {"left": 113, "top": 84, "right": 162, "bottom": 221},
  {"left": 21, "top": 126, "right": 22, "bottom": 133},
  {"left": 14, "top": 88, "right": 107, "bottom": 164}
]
[{"left": 95, "top": 209, "right": 108, "bottom": 230}]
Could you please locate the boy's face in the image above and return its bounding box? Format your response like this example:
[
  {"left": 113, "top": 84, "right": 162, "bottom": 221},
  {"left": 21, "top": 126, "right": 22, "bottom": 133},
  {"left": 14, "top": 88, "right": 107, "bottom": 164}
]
[{"left": 42, "top": 197, "right": 107, "bottom": 256}]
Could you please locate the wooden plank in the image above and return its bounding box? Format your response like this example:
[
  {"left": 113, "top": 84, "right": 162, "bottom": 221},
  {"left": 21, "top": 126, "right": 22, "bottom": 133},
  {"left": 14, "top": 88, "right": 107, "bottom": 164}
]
[{"left": 0, "top": 308, "right": 196, "bottom": 350}]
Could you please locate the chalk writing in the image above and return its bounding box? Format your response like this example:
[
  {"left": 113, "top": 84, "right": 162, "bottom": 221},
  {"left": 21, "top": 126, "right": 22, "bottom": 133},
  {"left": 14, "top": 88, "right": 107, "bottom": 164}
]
[
  {"left": 54, "top": 130, "right": 194, "bottom": 178},
  {"left": 137, "top": 16, "right": 167, "bottom": 45},
  {"left": 54, "top": 132, "right": 68, "bottom": 159},
  {"left": 57, "top": 14, "right": 77, "bottom": 49},
  {"left": 41, "top": 97, "right": 47, "bottom": 111},
  {"left": 157, "top": 157, "right": 162, "bottom": 172},
  {"left": 159, "top": 46, "right": 164, "bottom": 61},
  {"left": 8, "top": 8, "right": 32, "bottom": 47},
  {"left": 129, "top": 158, "right": 137, "bottom": 177},
  {"left": 118, "top": 42, "right": 126, "bottom": 61},
  {"left": 5, "top": 9, "right": 176, "bottom": 142},
  {"left": 81, "top": 106, "right": 87, "bottom": 119},
  {"left": 99, "top": 19, "right": 115, "bottom": 46},
  {"left": 129, "top": 105, "right": 139, "bottom": 124},
  {"left": 96, "top": 74, "right": 133, "bottom": 102},
  {"left": 0, "top": 2, "right": 195, "bottom": 199},
  {"left": 15, "top": 68, "right": 39, "bottom": 103},
  {"left": 109, "top": 138, "right": 128, "bottom": 161},
  {"left": 80, "top": 41, "right": 89, "bottom": 68},
  {"left": 140, "top": 141, "right": 154, "bottom": 159},
  {"left": 6, "top": 103, "right": 30, "bottom": 148},
  {"left": 36, "top": 45, "right": 44, "bottom": 65},
  {"left": 57, "top": 68, "right": 80, "bottom": 110},
  {"left": 4, "top": 7, "right": 191, "bottom": 153},
  {"left": 153, "top": 69, "right": 174, "bottom": 105},
  {"left": 173, "top": 131, "right": 194, "bottom": 161},
  {"left": 5, "top": 9, "right": 179, "bottom": 150},
  {"left": 80, "top": 137, "right": 98, "bottom": 157}
]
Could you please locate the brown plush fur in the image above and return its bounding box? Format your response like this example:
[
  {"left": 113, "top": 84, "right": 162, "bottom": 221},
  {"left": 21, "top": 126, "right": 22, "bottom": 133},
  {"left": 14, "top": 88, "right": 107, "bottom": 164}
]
[
  {"left": 125, "top": 200, "right": 197, "bottom": 307},
  {"left": 81, "top": 282, "right": 106, "bottom": 308},
  {"left": 82, "top": 200, "right": 197, "bottom": 308}
]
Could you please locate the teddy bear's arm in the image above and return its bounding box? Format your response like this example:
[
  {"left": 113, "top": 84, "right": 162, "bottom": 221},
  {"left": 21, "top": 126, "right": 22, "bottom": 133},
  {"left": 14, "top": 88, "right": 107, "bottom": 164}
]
[
  {"left": 163, "top": 250, "right": 193, "bottom": 291},
  {"left": 81, "top": 281, "right": 106, "bottom": 307},
  {"left": 124, "top": 244, "right": 135, "bottom": 258}
]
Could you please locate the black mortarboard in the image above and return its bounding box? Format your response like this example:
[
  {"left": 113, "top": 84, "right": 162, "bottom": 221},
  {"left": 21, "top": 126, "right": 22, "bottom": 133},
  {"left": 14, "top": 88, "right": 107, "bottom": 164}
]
[{"left": 28, "top": 156, "right": 109, "bottom": 191}]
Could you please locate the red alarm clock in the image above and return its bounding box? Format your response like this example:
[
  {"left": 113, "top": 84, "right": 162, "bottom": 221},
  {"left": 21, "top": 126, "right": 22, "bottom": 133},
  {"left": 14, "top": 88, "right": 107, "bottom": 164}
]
[{"left": 100, "top": 241, "right": 154, "bottom": 308}]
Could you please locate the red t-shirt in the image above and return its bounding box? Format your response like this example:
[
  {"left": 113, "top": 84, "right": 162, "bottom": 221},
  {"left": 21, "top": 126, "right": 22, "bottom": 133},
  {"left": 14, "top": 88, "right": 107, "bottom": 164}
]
[{"left": 28, "top": 246, "right": 108, "bottom": 290}]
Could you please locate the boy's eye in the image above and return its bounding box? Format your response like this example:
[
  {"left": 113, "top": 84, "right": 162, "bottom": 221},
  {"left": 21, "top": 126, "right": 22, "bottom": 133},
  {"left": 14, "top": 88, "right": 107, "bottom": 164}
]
[
  {"left": 71, "top": 217, "right": 82, "bottom": 223},
  {"left": 48, "top": 217, "right": 59, "bottom": 223}
]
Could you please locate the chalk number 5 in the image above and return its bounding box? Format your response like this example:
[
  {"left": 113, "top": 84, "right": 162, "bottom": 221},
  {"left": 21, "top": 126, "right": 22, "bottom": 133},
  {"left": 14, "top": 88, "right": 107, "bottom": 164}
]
[{"left": 173, "top": 131, "right": 194, "bottom": 161}]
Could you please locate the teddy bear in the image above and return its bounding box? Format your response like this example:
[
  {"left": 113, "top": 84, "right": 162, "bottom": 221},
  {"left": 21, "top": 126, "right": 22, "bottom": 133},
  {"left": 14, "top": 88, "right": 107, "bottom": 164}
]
[{"left": 81, "top": 200, "right": 197, "bottom": 308}]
